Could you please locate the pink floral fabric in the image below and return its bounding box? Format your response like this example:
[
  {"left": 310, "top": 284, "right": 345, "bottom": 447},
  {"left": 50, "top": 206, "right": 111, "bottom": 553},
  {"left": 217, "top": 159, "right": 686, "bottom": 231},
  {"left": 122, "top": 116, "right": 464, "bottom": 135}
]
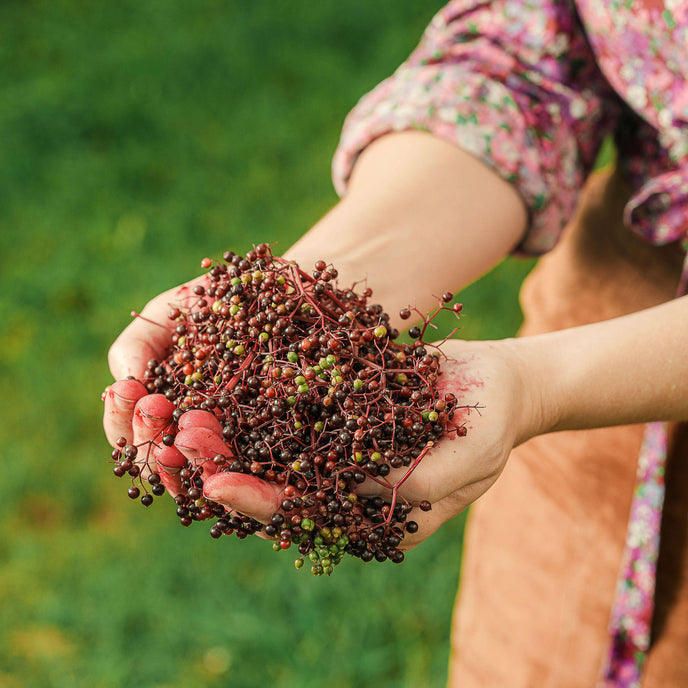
[
  {"left": 332, "top": 1, "right": 687, "bottom": 686},
  {"left": 600, "top": 422, "right": 669, "bottom": 688}
]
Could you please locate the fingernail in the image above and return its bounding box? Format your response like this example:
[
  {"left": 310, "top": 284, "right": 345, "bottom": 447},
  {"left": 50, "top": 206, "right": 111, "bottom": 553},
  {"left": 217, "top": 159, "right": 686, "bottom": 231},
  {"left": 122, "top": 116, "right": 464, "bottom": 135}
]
[
  {"left": 113, "top": 390, "right": 141, "bottom": 407},
  {"left": 174, "top": 442, "right": 198, "bottom": 457},
  {"left": 203, "top": 483, "right": 222, "bottom": 502},
  {"left": 137, "top": 409, "right": 168, "bottom": 429}
]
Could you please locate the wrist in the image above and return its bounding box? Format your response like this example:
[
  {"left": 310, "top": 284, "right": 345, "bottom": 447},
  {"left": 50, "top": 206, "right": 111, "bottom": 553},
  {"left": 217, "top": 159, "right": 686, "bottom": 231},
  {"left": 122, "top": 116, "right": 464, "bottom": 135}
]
[{"left": 496, "top": 337, "right": 559, "bottom": 445}]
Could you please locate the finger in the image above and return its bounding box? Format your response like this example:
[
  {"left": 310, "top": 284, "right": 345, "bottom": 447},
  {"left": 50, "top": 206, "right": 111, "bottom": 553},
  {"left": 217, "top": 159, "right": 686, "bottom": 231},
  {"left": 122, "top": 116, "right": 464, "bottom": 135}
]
[
  {"left": 201, "top": 459, "right": 219, "bottom": 480},
  {"left": 108, "top": 277, "right": 206, "bottom": 380},
  {"left": 103, "top": 379, "right": 149, "bottom": 447},
  {"left": 132, "top": 394, "right": 176, "bottom": 447},
  {"left": 153, "top": 447, "right": 218, "bottom": 497},
  {"left": 158, "top": 467, "right": 183, "bottom": 498},
  {"left": 153, "top": 444, "right": 188, "bottom": 498},
  {"left": 154, "top": 444, "right": 187, "bottom": 474},
  {"left": 177, "top": 409, "right": 224, "bottom": 435},
  {"left": 203, "top": 471, "right": 283, "bottom": 524},
  {"left": 174, "top": 427, "right": 234, "bottom": 465}
]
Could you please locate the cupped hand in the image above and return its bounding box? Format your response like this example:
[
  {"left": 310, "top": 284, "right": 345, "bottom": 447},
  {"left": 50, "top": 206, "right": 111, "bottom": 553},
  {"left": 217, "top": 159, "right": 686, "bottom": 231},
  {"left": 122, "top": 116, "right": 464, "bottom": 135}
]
[
  {"left": 103, "top": 267, "right": 542, "bottom": 553},
  {"left": 196, "top": 338, "right": 543, "bottom": 551}
]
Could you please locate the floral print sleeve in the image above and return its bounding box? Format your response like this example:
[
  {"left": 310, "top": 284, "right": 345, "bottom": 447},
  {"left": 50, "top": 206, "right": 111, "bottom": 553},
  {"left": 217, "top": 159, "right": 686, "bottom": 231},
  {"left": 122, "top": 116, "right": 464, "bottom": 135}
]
[
  {"left": 332, "top": 0, "right": 688, "bottom": 259},
  {"left": 332, "top": 0, "right": 621, "bottom": 255}
]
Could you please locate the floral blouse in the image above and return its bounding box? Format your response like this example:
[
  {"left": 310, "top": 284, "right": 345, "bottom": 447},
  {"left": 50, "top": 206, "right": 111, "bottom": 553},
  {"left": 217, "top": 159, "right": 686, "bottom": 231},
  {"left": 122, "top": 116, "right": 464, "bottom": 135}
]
[{"left": 331, "top": 1, "right": 687, "bottom": 686}]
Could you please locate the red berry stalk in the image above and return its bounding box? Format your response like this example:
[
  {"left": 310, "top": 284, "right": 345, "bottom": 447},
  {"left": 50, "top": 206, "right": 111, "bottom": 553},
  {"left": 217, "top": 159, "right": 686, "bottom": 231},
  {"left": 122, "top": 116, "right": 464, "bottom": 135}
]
[{"left": 109, "top": 244, "right": 472, "bottom": 575}]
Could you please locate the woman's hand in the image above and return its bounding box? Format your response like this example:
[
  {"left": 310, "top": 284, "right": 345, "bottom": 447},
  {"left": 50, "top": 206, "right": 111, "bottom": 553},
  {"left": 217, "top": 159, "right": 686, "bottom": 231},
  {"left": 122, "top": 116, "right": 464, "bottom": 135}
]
[
  {"left": 349, "top": 337, "right": 543, "bottom": 548},
  {"left": 155, "top": 338, "right": 542, "bottom": 551}
]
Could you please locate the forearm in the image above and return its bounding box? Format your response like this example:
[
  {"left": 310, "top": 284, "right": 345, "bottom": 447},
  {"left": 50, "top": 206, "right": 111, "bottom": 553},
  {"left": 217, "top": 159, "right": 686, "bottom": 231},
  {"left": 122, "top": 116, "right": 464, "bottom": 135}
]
[
  {"left": 511, "top": 294, "right": 688, "bottom": 438},
  {"left": 285, "top": 131, "right": 527, "bottom": 329}
]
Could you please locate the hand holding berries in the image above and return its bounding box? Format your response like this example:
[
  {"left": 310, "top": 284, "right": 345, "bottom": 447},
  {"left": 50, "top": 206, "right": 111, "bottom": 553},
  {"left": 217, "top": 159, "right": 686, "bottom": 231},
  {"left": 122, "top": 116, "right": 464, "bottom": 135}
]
[{"left": 104, "top": 246, "right": 533, "bottom": 573}]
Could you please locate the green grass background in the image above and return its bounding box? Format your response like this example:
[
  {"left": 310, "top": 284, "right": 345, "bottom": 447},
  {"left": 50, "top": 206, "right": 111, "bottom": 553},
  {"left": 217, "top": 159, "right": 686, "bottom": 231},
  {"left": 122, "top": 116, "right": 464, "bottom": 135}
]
[{"left": 0, "top": 3, "right": 535, "bottom": 687}]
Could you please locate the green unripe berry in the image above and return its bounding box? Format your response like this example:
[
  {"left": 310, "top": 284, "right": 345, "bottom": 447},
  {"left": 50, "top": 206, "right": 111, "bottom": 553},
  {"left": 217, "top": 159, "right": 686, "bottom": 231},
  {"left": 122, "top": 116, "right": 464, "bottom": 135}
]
[
  {"left": 295, "top": 558, "right": 304, "bottom": 569},
  {"left": 287, "top": 351, "right": 298, "bottom": 363},
  {"left": 373, "top": 325, "right": 387, "bottom": 338}
]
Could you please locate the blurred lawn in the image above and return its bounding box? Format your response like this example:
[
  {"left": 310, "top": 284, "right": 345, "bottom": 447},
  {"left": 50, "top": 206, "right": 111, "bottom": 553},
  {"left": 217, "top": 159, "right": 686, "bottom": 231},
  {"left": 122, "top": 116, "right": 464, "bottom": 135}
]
[{"left": 0, "top": 3, "right": 534, "bottom": 687}]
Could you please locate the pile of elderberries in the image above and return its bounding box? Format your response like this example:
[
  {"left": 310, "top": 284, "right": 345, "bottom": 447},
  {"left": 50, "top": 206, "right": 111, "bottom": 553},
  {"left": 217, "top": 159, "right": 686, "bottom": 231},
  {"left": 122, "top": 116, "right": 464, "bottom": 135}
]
[{"left": 110, "top": 244, "right": 466, "bottom": 575}]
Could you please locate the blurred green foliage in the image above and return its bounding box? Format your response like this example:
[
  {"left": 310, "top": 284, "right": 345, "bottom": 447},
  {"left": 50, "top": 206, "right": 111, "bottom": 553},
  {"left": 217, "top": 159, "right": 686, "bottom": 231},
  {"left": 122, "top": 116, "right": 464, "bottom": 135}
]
[{"left": 0, "top": 2, "right": 534, "bottom": 686}]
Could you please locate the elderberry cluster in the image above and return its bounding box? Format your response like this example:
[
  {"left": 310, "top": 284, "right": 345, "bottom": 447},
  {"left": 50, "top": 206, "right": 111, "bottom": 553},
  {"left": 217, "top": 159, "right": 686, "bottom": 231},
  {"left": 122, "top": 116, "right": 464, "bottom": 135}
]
[{"left": 110, "top": 244, "right": 468, "bottom": 575}]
